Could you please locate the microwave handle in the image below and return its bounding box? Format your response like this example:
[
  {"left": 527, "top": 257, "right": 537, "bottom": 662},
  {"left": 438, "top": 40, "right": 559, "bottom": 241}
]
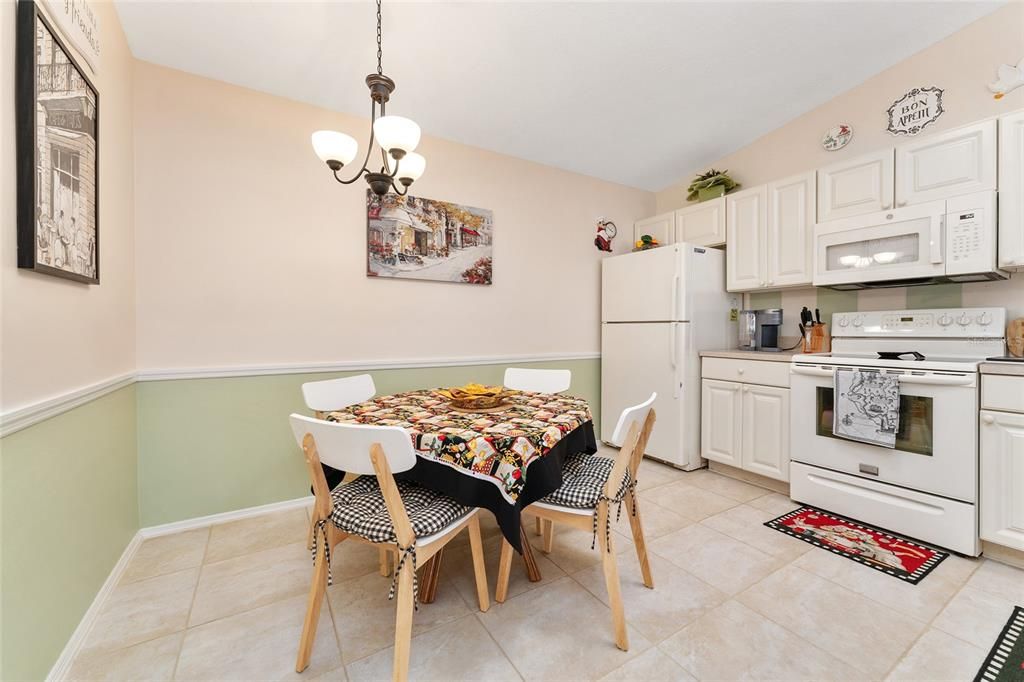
[
  {"left": 930, "top": 215, "right": 944, "bottom": 264},
  {"left": 790, "top": 365, "right": 974, "bottom": 386}
]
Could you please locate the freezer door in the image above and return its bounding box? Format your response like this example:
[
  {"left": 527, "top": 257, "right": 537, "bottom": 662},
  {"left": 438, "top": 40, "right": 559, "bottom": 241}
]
[
  {"left": 602, "top": 247, "right": 687, "bottom": 322},
  {"left": 601, "top": 322, "right": 695, "bottom": 468}
]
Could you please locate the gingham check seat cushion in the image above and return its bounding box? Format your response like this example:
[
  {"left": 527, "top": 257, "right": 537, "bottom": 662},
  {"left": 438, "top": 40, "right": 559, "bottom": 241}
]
[
  {"left": 539, "top": 452, "right": 631, "bottom": 510},
  {"left": 329, "top": 476, "right": 471, "bottom": 543}
]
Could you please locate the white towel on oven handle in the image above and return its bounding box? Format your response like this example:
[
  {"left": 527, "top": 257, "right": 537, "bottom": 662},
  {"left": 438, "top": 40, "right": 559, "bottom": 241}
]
[{"left": 832, "top": 368, "right": 900, "bottom": 449}]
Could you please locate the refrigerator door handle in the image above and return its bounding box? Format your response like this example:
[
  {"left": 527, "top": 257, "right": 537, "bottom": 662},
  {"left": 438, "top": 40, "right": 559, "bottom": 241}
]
[
  {"left": 671, "top": 325, "right": 680, "bottom": 398},
  {"left": 669, "top": 324, "right": 677, "bottom": 370},
  {"left": 671, "top": 273, "right": 680, "bottom": 321}
]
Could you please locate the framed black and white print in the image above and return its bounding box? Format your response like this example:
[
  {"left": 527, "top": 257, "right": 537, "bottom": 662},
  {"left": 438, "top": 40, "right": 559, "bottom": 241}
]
[{"left": 16, "top": 1, "right": 100, "bottom": 284}]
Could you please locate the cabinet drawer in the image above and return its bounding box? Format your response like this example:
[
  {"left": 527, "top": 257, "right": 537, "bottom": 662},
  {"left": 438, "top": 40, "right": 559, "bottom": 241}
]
[
  {"left": 701, "top": 357, "right": 790, "bottom": 388},
  {"left": 982, "top": 375, "right": 1024, "bottom": 413}
]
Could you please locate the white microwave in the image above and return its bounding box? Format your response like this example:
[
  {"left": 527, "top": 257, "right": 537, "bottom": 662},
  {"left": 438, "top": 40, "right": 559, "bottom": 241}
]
[{"left": 813, "top": 191, "right": 1007, "bottom": 289}]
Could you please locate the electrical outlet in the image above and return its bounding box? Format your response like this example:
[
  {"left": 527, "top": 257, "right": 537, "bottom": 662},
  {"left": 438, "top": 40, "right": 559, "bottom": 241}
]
[{"left": 729, "top": 308, "right": 738, "bottom": 322}]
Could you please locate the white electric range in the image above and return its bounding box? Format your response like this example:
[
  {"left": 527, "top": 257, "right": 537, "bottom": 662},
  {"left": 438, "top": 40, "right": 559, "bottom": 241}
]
[{"left": 789, "top": 307, "right": 1007, "bottom": 556}]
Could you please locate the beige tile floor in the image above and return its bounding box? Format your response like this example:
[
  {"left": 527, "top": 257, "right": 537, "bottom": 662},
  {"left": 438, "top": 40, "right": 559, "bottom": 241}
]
[{"left": 67, "top": 454, "right": 1024, "bottom": 681}]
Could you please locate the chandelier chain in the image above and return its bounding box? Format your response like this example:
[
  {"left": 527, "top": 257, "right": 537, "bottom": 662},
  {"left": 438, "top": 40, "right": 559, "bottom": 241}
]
[{"left": 376, "top": 0, "right": 383, "bottom": 75}]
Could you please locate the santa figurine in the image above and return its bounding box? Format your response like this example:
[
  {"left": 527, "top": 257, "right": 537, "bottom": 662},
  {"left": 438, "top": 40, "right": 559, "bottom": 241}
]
[{"left": 594, "top": 219, "right": 617, "bottom": 252}]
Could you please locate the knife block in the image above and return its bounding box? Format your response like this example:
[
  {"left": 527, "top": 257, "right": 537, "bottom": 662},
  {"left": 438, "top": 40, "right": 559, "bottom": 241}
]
[{"left": 802, "top": 324, "right": 830, "bottom": 354}]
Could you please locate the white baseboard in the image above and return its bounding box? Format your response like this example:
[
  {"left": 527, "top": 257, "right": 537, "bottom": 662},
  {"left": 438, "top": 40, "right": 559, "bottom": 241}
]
[
  {"left": 138, "top": 495, "right": 314, "bottom": 538},
  {"left": 46, "top": 532, "right": 143, "bottom": 682},
  {"left": 47, "top": 495, "right": 313, "bottom": 681}
]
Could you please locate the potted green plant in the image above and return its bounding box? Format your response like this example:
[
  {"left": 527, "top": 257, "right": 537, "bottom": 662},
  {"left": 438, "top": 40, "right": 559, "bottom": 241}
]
[{"left": 686, "top": 169, "right": 740, "bottom": 202}]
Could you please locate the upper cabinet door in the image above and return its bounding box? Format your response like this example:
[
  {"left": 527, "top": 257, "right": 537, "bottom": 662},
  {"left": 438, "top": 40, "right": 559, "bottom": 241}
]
[
  {"left": 674, "top": 197, "right": 726, "bottom": 246},
  {"left": 766, "top": 171, "right": 815, "bottom": 288},
  {"left": 895, "top": 119, "right": 997, "bottom": 207},
  {"left": 999, "top": 110, "right": 1024, "bottom": 269},
  {"left": 817, "top": 148, "right": 895, "bottom": 222},
  {"left": 633, "top": 212, "right": 674, "bottom": 248},
  {"left": 726, "top": 185, "right": 767, "bottom": 291}
]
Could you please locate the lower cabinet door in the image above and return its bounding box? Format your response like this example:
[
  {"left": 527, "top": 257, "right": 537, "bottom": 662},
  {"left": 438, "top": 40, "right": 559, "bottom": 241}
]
[
  {"left": 701, "top": 379, "right": 742, "bottom": 467},
  {"left": 980, "top": 409, "right": 1024, "bottom": 551},
  {"left": 741, "top": 384, "right": 790, "bottom": 481}
]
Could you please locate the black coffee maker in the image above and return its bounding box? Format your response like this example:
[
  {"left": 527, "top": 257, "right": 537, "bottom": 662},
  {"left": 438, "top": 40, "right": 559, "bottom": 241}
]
[{"left": 738, "top": 309, "right": 783, "bottom": 352}]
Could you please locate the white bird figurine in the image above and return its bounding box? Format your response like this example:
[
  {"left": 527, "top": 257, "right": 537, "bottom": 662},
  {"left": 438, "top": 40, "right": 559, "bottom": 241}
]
[{"left": 989, "top": 57, "right": 1024, "bottom": 99}]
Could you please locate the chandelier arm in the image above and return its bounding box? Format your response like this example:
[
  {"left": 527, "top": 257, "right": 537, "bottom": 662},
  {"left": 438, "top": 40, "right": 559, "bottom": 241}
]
[
  {"left": 330, "top": 100, "right": 380, "bottom": 185},
  {"left": 391, "top": 178, "right": 408, "bottom": 196}
]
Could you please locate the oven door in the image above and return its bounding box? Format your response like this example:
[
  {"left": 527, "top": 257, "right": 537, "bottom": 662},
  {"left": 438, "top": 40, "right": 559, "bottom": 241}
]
[
  {"left": 790, "top": 363, "right": 977, "bottom": 502},
  {"left": 813, "top": 201, "right": 945, "bottom": 286}
]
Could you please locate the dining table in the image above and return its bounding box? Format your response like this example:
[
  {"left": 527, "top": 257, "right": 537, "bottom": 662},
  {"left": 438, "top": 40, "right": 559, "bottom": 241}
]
[{"left": 324, "top": 387, "right": 598, "bottom": 601}]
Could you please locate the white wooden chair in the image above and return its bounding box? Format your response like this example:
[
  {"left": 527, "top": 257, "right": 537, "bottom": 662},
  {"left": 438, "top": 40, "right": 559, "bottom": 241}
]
[
  {"left": 502, "top": 367, "right": 572, "bottom": 393},
  {"left": 301, "top": 374, "right": 390, "bottom": 575},
  {"left": 289, "top": 414, "right": 490, "bottom": 680},
  {"left": 497, "top": 394, "right": 657, "bottom": 651}
]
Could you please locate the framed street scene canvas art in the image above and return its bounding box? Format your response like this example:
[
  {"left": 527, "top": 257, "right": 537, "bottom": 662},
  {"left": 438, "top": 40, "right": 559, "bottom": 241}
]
[
  {"left": 16, "top": 2, "right": 100, "bottom": 284},
  {"left": 367, "top": 191, "right": 493, "bottom": 285}
]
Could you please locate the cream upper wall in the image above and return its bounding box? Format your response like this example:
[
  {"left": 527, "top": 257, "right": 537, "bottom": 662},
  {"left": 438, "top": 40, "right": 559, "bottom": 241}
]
[
  {"left": 655, "top": 2, "right": 1024, "bottom": 212},
  {"left": 0, "top": 1, "right": 136, "bottom": 412},
  {"left": 132, "top": 61, "right": 654, "bottom": 371}
]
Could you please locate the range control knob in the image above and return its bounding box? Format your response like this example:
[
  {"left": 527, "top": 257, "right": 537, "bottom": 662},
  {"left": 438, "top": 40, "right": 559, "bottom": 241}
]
[
  {"left": 977, "top": 312, "right": 992, "bottom": 326},
  {"left": 852, "top": 315, "right": 863, "bottom": 327},
  {"left": 937, "top": 313, "right": 953, "bottom": 327},
  {"left": 837, "top": 315, "right": 849, "bottom": 327},
  {"left": 957, "top": 313, "right": 972, "bottom": 327}
]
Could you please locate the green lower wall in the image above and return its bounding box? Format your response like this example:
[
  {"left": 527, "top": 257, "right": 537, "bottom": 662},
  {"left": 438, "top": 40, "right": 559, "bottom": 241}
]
[
  {"left": 1, "top": 385, "right": 139, "bottom": 681},
  {"left": 136, "top": 358, "right": 600, "bottom": 527}
]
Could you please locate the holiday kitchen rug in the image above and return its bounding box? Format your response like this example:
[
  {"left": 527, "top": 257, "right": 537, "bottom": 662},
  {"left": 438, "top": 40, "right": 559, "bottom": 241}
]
[
  {"left": 975, "top": 606, "right": 1024, "bottom": 682},
  {"left": 764, "top": 506, "right": 949, "bottom": 584}
]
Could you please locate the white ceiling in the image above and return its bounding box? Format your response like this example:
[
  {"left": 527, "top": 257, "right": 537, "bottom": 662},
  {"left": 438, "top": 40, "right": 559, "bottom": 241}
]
[{"left": 115, "top": 1, "right": 1004, "bottom": 191}]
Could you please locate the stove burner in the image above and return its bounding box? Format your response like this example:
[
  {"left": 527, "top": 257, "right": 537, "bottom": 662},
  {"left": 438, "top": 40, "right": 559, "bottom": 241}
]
[{"left": 876, "top": 351, "right": 926, "bottom": 361}]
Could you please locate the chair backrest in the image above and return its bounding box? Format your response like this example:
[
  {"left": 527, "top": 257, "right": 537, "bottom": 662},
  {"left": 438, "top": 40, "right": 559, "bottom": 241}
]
[
  {"left": 609, "top": 392, "right": 657, "bottom": 447},
  {"left": 301, "top": 374, "right": 376, "bottom": 413},
  {"left": 289, "top": 414, "right": 416, "bottom": 546},
  {"left": 605, "top": 394, "right": 657, "bottom": 493},
  {"left": 503, "top": 367, "right": 572, "bottom": 393},
  {"left": 289, "top": 414, "right": 416, "bottom": 476}
]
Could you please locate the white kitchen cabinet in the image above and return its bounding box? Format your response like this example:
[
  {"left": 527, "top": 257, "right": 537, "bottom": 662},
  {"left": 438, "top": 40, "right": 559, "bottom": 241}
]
[
  {"left": 895, "top": 119, "right": 996, "bottom": 207},
  {"left": 817, "top": 148, "right": 895, "bottom": 222},
  {"left": 726, "top": 185, "right": 767, "bottom": 291},
  {"left": 633, "top": 212, "right": 674, "bottom": 247},
  {"left": 701, "top": 379, "right": 742, "bottom": 468},
  {"left": 700, "top": 357, "right": 790, "bottom": 482},
  {"left": 980, "top": 408, "right": 1024, "bottom": 552},
  {"left": 741, "top": 384, "right": 790, "bottom": 482},
  {"left": 675, "top": 197, "right": 726, "bottom": 246},
  {"left": 766, "top": 172, "right": 815, "bottom": 288},
  {"left": 998, "top": 109, "right": 1024, "bottom": 269}
]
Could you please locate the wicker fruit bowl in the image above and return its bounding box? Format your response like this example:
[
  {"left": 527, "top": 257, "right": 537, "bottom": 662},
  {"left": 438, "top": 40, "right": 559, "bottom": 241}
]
[{"left": 436, "top": 384, "right": 514, "bottom": 410}]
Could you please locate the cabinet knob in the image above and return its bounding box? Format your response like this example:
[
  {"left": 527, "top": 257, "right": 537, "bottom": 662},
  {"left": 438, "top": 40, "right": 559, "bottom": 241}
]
[
  {"left": 983, "top": 415, "right": 995, "bottom": 425},
  {"left": 737, "top": 368, "right": 745, "bottom": 374},
  {"left": 897, "top": 200, "right": 907, "bottom": 207},
  {"left": 882, "top": 203, "right": 892, "bottom": 210},
  {"left": 743, "top": 386, "right": 749, "bottom": 392},
  {"left": 759, "top": 280, "right": 765, "bottom": 286},
  {"left": 767, "top": 279, "right": 774, "bottom": 285}
]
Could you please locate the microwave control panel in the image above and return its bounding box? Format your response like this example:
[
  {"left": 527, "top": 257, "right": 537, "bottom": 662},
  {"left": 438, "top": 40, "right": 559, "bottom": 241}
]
[{"left": 945, "top": 192, "right": 996, "bottom": 275}]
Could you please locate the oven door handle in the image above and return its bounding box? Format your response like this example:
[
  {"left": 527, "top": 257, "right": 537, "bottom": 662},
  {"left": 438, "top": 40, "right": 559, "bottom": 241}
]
[{"left": 790, "top": 364, "right": 975, "bottom": 386}]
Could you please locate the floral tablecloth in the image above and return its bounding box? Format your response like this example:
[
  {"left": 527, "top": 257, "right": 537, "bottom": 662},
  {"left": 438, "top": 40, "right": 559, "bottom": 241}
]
[{"left": 326, "top": 389, "right": 594, "bottom": 504}]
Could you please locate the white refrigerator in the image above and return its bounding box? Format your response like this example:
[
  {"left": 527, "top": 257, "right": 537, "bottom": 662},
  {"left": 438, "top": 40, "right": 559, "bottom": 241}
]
[{"left": 601, "top": 244, "right": 734, "bottom": 470}]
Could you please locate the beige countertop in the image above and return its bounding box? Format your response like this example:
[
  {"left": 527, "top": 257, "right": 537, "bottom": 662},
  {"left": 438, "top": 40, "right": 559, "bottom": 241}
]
[
  {"left": 980, "top": 361, "right": 1024, "bottom": 377},
  {"left": 699, "top": 348, "right": 803, "bottom": 363}
]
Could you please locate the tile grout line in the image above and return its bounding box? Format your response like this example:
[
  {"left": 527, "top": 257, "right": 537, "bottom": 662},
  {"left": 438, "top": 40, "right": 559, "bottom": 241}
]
[{"left": 170, "top": 527, "right": 212, "bottom": 680}]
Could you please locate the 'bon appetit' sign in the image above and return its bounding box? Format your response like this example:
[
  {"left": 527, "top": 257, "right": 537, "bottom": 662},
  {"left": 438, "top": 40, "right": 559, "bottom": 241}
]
[{"left": 887, "top": 87, "right": 944, "bottom": 136}]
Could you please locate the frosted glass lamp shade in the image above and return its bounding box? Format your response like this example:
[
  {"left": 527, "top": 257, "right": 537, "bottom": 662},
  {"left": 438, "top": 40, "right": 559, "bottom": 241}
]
[
  {"left": 311, "top": 130, "right": 358, "bottom": 166},
  {"left": 373, "top": 116, "right": 421, "bottom": 155},
  {"left": 397, "top": 152, "right": 426, "bottom": 182}
]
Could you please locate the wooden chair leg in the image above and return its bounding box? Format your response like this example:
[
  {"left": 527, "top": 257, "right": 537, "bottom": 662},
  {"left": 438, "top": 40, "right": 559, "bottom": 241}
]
[
  {"left": 534, "top": 515, "right": 542, "bottom": 536},
  {"left": 295, "top": 537, "right": 329, "bottom": 672},
  {"left": 467, "top": 515, "right": 490, "bottom": 612},
  {"left": 418, "top": 550, "right": 443, "bottom": 604},
  {"left": 626, "top": 491, "right": 654, "bottom": 589},
  {"left": 392, "top": 551, "right": 416, "bottom": 682},
  {"left": 379, "top": 547, "right": 391, "bottom": 577},
  {"left": 542, "top": 519, "right": 554, "bottom": 553},
  {"left": 598, "top": 511, "right": 629, "bottom": 651},
  {"left": 495, "top": 537, "right": 515, "bottom": 603}
]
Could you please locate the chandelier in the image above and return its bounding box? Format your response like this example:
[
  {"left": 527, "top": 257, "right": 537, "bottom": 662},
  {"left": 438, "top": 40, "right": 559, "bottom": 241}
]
[{"left": 310, "top": 0, "right": 425, "bottom": 196}]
